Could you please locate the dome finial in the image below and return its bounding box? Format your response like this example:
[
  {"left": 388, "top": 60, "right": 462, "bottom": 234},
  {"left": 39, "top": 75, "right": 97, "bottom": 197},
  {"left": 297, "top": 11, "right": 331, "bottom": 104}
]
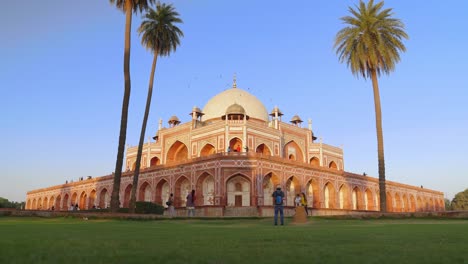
[{"left": 232, "top": 72, "right": 237, "bottom": 89}]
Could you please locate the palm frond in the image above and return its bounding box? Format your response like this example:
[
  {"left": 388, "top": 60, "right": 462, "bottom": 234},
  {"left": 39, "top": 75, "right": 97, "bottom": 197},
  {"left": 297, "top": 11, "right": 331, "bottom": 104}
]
[
  {"left": 334, "top": 0, "right": 408, "bottom": 79},
  {"left": 138, "top": 3, "right": 184, "bottom": 56},
  {"left": 109, "top": 0, "right": 156, "bottom": 14}
]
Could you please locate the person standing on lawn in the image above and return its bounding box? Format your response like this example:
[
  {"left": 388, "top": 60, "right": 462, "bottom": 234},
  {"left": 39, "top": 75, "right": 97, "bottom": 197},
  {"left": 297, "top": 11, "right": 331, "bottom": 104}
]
[{"left": 272, "top": 185, "right": 284, "bottom": 225}]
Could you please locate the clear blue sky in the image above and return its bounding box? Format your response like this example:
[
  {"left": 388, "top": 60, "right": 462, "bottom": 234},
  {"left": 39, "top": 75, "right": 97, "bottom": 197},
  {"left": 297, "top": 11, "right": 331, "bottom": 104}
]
[{"left": 2, "top": 0, "right": 467, "bottom": 202}]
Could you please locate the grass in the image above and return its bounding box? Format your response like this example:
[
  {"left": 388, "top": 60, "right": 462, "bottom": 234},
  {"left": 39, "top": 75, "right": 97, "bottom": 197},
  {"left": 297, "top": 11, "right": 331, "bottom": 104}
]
[{"left": 0, "top": 217, "right": 467, "bottom": 264}]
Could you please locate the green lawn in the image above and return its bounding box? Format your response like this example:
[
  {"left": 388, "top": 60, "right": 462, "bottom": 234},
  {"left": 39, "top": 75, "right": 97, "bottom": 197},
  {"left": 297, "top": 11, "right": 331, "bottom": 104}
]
[{"left": 0, "top": 217, "right": 467, "bottom": 264}]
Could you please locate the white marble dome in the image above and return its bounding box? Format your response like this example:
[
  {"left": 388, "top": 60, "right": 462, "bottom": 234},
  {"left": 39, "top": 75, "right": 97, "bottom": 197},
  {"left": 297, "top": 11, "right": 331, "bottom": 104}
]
[{"left": 202, "top": 87, "right": 269, "bottom": 122}]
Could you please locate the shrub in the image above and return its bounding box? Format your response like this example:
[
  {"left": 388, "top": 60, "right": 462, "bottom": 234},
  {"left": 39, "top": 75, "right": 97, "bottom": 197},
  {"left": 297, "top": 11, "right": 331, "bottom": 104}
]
[
  {"left": 118, "top": 208, "right": 129, "bottom": 213},
  {"left": 135, "top": 202, "right": 164, "bottom": 215}
]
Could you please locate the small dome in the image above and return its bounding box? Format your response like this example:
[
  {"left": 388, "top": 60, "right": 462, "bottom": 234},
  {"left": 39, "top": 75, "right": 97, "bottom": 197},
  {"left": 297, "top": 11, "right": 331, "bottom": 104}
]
[
  {"left": 269, "top": 106, "right": 283, "bottom": 116},
  {"left": 168, "top": 115, "right": 180, "bottom": 122},
  {"left": 290, "top": 115, "right": 303, "bottom": 123},
  {"left": 226, "top": 103, "right": 246, "bottom": 115},
  {"left": 168, "top": 115, "right": 181, "bottom": 125},
  {"left": 189, "top": 106, "right": 204, "bottom": 116}
]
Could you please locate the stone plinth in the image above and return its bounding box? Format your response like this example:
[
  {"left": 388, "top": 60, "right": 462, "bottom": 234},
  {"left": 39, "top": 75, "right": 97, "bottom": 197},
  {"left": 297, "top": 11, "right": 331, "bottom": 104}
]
[{"left": 293, "top": 206, "right": 307, "bottom": 224}]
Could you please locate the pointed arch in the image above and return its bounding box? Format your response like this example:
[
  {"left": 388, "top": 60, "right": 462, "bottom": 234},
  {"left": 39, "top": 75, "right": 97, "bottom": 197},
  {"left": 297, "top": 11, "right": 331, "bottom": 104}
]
[
  {"left": 150, "top": 156, "right": 160, "bottom": 167},
  {"left": 284, "top": 141, "right": 303, "bottom": 162},
  {"left": 263, "top": 172, "right": 280, "bottom": 206},
  {"left": 416, "top": 196, "right": 423, "bottom": 212},
  {"left": 175, "top": 176, "right": 190, "bottom": 207},
  {"left": 339, "top": 184, "right": 350, "bottom": 209},
  {"left": 394, "top": 193, "right": 402, "bottom": 212},
  {"left": 123, "top": 184, "right": 132, "bottom": 208},
  {"left": 429, "top": 198, "right": 434, "bottom": 211},
  {"left": 409, "top": 195, "right": 416, "bottom": 212},
  {"left": 364, "top": 188, "right": 375, "bottom": 211},
  {"left": 32, "top": 199, "right": 37, "bottom": 210},
  {"left": 229, "top": 137, "right": 243, "bottom": 152},
  {"left": 256, "top": 144, "right": 271, "bottom": 156},
  {"left": 166, "top": 141, "right": 189, "bottom": 163},
  {"left": 226, "top": 174, "right": 251, "bottom": 206},
  {"left": 43, "top": 197, "right": 48, "bottom": 210},
  {"left": 196, "top": 172, "right": 215, "bottom": 206},
  {"left": 155, "top": 179, "right": 170, "bottom": 206},
  {"left": 87, "top": 190, "right": 96, "bottom": 209},
  {"left": 310, "top": 157, "right": 320, "bottom": 166},
  {"left": 99, "top": 188, "right": 109, "bottom": 209},
  {"left": 285, "top": 176, "right": 300, "bottom": 206},
  {"left": 329, "top": 161, "right": 338, "bottom": 170},
  {"left": 200, "top": 144, "right": 216, "bottom": 157},
  {"left": 48, "top": 196, "right": 55, "bottom": 210},
  {"left": 138, "top": 181, "right": 152, "bottom": 202},
  {"left": 54, "top": 195, "right": 61, "bottom": 210},
  {"left": 62, "top": 194, "right": 69, "bottom": 210},
  {"left": 386, "top": 192, "right": 393, "bottom": 212},
  {"left": 306, "top": 179, "right": 320, "bottom": 208},
  {"left": 37, "top": 198, "right": 42, "bottom": 210},
  {"left": 352, "top": 187, "right": 363, "bottom": 210},
  {"left": 402, "top": 194, "right": 408, "bottom": 212},
  {"left": 79, "top": 191, "right": 87, "bottom": 210},
  {"left": 424, "top": 197, "right": 429, "bottom": 211},
  {"left": 324, "top": 182, "right": 336, "bottom": 209},
  {"left": 71, "top": 192, "right": 78, "bottom": 207}
]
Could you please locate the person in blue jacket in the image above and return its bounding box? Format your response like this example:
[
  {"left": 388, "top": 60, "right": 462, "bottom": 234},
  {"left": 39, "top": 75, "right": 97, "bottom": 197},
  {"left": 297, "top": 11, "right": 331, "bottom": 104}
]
[{"left": 272, "top": 185, "right": 285, "bottom": 225}]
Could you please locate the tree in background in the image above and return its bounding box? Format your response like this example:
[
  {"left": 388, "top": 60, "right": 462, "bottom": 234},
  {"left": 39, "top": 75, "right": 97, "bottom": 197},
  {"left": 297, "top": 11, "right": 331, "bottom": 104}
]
[
  {"left": 109, "top": 0, "right": 156, "bottom": 213},
  {"left": 444, "top": 198, "right": 452, "bottom": 211},
  {"left": 451, "top": 189, "right": 468, "bottom": 211},
  {"left": 0, "top": 197, "right": 25, "bottom": 209},
  {"left": 129, "top": 3, "right": 184, "bottom": 213},
  {"left": 334, "top": 0, "right": 408, "bottom": 212}
]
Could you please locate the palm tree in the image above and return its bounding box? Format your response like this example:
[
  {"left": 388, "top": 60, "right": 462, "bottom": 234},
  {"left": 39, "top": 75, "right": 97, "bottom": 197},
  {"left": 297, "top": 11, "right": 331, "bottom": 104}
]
[
  {"left": 334, "top": 0, "right": 408, "bottom": 212},
  {"left": 128, "top": 3, "right": 184, "bottom": 213},
  {"left": 109, "top": 0, "right": 155, "bottom": 213}
]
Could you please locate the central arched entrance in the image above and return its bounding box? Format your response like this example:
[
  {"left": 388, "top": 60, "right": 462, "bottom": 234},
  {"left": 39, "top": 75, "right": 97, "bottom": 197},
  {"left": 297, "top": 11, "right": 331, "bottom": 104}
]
[
  {"left": 166, "top": 141, "right": 188, "bottom": 163},
  {"left": 283, "top": 141, "right": 303, "bottom": 162},
  {"left": 226, "top": 175, "right": 251, "bottom": 206}
]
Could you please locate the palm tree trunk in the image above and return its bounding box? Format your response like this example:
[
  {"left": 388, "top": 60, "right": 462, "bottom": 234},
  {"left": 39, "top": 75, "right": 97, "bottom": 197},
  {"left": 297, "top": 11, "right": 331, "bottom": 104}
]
[
  {"left": 129, "top": 53, "right": 159, "bottom": 213},
  {"left": 371, "top": 69, "right": 387, "bottom": 212},
  {"left": 110, "top": 1, "right": 133, "bottom": 213}
]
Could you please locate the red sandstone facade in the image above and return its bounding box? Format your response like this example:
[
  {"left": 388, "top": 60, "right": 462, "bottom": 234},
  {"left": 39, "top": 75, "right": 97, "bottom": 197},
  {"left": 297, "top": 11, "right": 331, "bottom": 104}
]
[{"left": 26, "top": 85, "right": 444, "bottom": 215}]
